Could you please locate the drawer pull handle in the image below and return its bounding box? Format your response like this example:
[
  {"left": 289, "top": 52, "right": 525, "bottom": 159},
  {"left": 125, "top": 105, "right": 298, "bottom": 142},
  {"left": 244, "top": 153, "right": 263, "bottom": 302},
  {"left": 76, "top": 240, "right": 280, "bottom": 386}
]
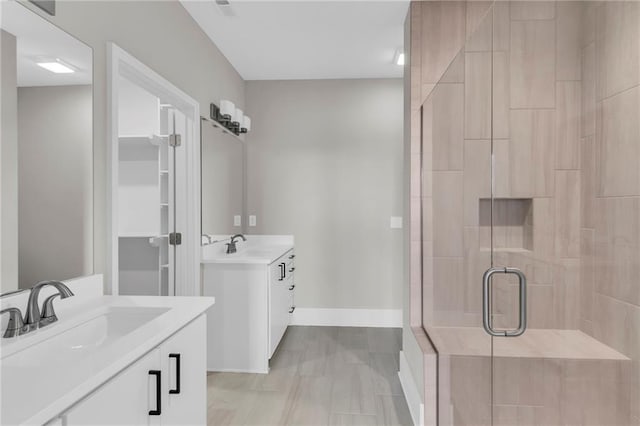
[
  {"left": 148, "top": 370, "right": 161, "bottom": 416},
  {"left": 169, "top": 353, "right": 181, "bottom": 394},
  {"left": 289, "top": 254, "right": 295, "bottom": 259},
  {"left": 289, "top": 267, "right": 295, "bottom": 272},
  {"left": 289, "top": 284, "right": 295, "bottom": 291},
  {"left": 289, "top": 306, "right": 296, "bottom": 314},
  {"left": 278, "top": 263, "right": 286, "bottom": 281}
]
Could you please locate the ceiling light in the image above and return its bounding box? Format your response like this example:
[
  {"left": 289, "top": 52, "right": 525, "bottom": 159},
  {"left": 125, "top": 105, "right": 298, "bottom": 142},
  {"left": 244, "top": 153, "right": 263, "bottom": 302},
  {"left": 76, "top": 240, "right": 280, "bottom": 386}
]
[
  {"left": 395, "top": 52, "right": 405, "bottom": 66},
  {"left": 36, "top": 59, "right": 76, "bottom": 74}
]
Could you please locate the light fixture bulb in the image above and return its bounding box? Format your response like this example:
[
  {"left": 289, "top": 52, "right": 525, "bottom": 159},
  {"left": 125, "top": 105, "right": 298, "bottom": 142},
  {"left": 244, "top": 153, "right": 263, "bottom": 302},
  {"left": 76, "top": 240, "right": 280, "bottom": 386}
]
[
  {"left": 36, "top": 59, "right": 75, "bottom": 74},
  {"left": 396, "top": 52, "right": 405, "bottom": 66},
  {"left": 220, "top": 100, "right": 235, "bottom": 118},
  {"left": 233, "top": 108, "right": 244, "bottom": 125},
  {"left": 241, "top": 116, "right": 251, "bottom": 133}
]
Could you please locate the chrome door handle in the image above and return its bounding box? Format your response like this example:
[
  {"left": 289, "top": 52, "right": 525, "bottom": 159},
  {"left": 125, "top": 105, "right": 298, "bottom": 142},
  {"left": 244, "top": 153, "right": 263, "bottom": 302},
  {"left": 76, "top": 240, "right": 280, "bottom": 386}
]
[{"left": 482, "top": 267, "right": 527, "bottom": 337}]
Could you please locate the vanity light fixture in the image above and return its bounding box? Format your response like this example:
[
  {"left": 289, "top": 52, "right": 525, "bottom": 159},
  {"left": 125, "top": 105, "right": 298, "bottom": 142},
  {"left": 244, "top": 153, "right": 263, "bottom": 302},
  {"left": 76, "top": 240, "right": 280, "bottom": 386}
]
[
  {"left": 240, "top": 116, "right": 251, "bottom": 134},
  {"left": 36, "top": 58, "right": 76, "bottom": 74},
  {"left": 394, "top": 51, "right": 405, "bottom": 66},
  {"left": 209, "top": 101, "right": 250, "bottom": 136}
]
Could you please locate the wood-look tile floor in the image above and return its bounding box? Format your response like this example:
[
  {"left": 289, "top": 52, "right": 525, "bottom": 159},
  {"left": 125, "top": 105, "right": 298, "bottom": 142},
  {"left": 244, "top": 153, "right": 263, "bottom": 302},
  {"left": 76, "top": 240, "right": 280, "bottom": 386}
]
[{"left": 207, "top": 326, "right": 412, "bottom": 426}]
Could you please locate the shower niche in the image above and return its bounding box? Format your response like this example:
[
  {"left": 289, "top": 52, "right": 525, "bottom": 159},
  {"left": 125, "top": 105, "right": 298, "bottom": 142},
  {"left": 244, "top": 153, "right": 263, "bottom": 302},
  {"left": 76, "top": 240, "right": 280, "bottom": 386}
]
[{"left": 479, "top": 198, "right": 532, "bottom": 252}]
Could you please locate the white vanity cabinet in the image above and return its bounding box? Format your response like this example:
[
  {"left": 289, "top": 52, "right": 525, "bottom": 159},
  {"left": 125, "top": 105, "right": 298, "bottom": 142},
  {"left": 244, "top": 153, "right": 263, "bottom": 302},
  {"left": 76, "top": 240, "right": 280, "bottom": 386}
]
[
  {"left": 62, "top": 315, "right": 206, "bottom": 425},
  {"left": 202, "top": 245, "right": 295, "bottom": 374}
]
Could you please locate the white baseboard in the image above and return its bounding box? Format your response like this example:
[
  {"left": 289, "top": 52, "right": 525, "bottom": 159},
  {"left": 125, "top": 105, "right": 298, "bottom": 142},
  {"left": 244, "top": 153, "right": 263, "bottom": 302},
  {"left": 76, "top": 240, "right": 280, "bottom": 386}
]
[
  {"left": 399, "top": 350, "right": 425, "bottom": 426},
  {"left": 290, "top": 308, "right": 402, "bottom": 328}
]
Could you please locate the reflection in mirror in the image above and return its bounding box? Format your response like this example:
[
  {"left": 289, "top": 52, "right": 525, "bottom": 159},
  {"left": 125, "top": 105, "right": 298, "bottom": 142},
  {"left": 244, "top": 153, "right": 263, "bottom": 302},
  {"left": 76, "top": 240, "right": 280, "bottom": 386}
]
[
  {"left": 200, "top": 118, "right": 245, "bottom": 243},
  {"left": 0, "top": 1, "right": 93, "bottom": 293}
]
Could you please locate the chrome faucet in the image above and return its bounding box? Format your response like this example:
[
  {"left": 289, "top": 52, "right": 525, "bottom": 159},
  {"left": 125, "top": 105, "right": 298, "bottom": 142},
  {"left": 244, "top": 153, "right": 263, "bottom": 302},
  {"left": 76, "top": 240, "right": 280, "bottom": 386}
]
[
  {"left": 225, "top": 234, "right": 246, "bottom": 254},
  {"left": 24, "top": 281, "right": 74, "bottom": 331},
  {"left": 0, "top": 307, "right": 27, "bottom": 338}
]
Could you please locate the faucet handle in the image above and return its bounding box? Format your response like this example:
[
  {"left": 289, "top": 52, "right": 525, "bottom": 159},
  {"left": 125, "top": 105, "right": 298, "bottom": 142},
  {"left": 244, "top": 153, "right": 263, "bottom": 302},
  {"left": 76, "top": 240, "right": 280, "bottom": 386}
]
[
  {"left": 0, "top": 307, "right": 26, "bottom": 338},
  {"left": 40, "top": 294, "right": 62, "bottom": 327}
]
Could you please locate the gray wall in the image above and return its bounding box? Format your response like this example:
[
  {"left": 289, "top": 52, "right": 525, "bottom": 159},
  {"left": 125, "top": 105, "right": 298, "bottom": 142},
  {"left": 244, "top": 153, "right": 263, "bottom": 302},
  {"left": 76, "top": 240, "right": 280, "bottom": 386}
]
[
  {"left": 1, "top": 30, "right": 18, "bottom": 293},
  {"left": 246, "top": 79, "right": 403, "bottom": 310},
  {"left": 22, "top": 0, "right": 246, "bottom": 282},
  {"left": 17, "top": 85, "right": 93, "bottom": 289}
]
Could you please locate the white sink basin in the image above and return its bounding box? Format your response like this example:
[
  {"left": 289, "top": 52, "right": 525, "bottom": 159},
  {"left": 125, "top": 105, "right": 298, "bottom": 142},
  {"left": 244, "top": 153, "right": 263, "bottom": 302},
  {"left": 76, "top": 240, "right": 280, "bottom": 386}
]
[{"left": 2, "top": 307, "right": 169, "bottom": 366}]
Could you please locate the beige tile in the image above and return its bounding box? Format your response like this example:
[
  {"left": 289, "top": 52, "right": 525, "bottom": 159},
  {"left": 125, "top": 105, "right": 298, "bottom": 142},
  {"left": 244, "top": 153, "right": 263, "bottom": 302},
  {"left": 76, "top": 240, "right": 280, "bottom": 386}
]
[
  {"left": 440, "top": 51, "right": 464, "bottom": 84},
  {"left": 581, "top": 43, "right": 596, "bottom": 137},
  {"left": 493, "top": 357, "right": 546, "bottom": 406},
  {"left": 433, "top": 171, "right": 464, "bottom": 257},
  {"left": 329, "top": 413, "right": 377, "bottom": 426},
  {"left": 421, "top": 97, "right": 433, "bottom": 172},
  {"left": 597, "top": 86, "right": 640, "bottom": 197},
  {"left": 432, "top": 83, "right": 464, "bottom": 171},
  {"left": 533, "top": 197, "right": 555, "bottom": 261},
  {"left": 510, "top": 20, "right": 556, "bottom": 108},
  {"left": 463, "top": 139, "right": 491, "bottom": 226},
  {"left": 330, "top": 363, "right": 376, "bottom": 415},
  {"left": 493, "top": 139, "right": 511, "bottom": 198},
  {"left": 492, "top": 1, "right": 511, "bottom": 52},
  {"left": 465, "top": 1, "right": 492, "bottom": 52},
  {"left": 410, "top": 153, "right": 421, "bottom": 198},
  {"left": 463, "top": 227, "right": 490, "bottom": 318},
  {"left": 595, "top": 1, "right": 640, "bottom": 100},
  {"left": 553, "top": 258, "right": 580, "bottom": 329},
  {"left": 510, "top": 109, "right": 556, "bottom": 197},
  {"left": 528, "top": 284, "right": 557, "bottom": 329},
  {"left": 580, "top": 135, "right": 596, "bottom": 229},
  {"left": 449, "top": 356, "right": 491, "bottom": 426},
  {"left": 433, "top": 257, "right": 465, "bottom": 313},
  {"left": 464, "top": 52, "right": 492, "bottom": 139},
  {"left": 510, "top": 1, "right": 555, "bottom": 21},
  {"left": 374, "top": 395, "right": 413, "bottom": 426},
  {"left": 581, "top": 2, "right": 598, "bottom": 48},
  {"left": 556, "top": 1, "right": 582, "bottom": 81},
  {"left": 592, "top": 293, "right": 640, "bottom": 361},
  {"left": 594, "top": 196, "right": 640, "bottom": 307},
  {"left": 493, "top": 51, "right": 510, "bottom": 140},
  {"left": 580, "top": 228, "right": 595, "bottom": 325},
  {"left": 555, "top": 170, "right": 581, "bottom": 258},
  {"left": 420, "top": 1, "right": 467, "bottom": 84},
  {"left": 284, "top": 376, "right": 333, "bottom": 426},
  {"left": 556, "top": 82, "right": 581, "bottom": 170}
]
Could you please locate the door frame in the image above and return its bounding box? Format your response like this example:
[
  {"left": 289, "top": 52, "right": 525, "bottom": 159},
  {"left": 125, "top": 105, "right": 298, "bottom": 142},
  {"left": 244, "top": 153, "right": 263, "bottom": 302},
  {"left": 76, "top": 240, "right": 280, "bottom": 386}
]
[{"left": 106, "top": 43, "right": 201, "bottom": 296}]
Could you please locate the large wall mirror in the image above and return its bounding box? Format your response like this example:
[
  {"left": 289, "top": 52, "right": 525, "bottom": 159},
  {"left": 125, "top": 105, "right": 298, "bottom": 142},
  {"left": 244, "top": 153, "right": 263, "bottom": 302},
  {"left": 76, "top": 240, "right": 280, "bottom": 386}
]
[
  {"left": 201, "top": 119, "right": 245, "bottom": 242},
  {"left": 1, "top": 0, "right": 93, "bottom": 292}
]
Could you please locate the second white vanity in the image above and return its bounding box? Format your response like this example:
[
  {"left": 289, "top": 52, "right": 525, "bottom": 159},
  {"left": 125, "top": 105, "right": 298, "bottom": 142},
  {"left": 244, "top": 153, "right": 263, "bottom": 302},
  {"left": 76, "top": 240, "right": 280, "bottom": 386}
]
[{"left": 201, "top": 235, "right": 295, "bottom": 373}]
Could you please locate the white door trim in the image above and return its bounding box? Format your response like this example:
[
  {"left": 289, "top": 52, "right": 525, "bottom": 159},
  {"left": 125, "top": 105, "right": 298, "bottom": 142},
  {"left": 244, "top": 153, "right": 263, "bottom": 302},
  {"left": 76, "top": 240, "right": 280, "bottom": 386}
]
[{"left": 106, "top": 43, "right": 200, "bottom": 296}]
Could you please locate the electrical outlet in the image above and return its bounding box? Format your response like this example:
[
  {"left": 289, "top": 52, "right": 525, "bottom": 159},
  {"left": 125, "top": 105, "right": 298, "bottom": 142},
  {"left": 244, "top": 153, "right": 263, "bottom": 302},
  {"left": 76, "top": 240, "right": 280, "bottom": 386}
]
[
  {"left": 233, "top": 215, "right": 241, "bottom": 227},
  {"left": 249, "top": 215, "right": 256, "bottom": 227}
]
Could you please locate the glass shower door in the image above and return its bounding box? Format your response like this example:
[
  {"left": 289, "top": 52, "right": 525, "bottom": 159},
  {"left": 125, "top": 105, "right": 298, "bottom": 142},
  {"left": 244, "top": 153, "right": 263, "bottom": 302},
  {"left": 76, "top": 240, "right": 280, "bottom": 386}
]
[{"left": 488, "top": 2, "right": 636, "bottom": 425}]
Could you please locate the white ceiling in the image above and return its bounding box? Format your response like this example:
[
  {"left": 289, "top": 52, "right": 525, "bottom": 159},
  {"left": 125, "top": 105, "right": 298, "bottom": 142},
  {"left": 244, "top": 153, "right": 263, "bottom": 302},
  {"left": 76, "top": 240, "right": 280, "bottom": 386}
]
[
  {"left": 1, "top": 0, "right": 92, "bottom": 87},
  {"left": 180, "top": 0, "right": 409, "bottom": 81}
]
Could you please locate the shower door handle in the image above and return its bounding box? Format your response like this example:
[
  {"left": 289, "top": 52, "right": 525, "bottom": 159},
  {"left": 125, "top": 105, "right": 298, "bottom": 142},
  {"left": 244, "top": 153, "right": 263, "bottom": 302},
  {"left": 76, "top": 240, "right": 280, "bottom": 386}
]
[{"left": 482, "top": 267, "right": 527, "bottom": 337}]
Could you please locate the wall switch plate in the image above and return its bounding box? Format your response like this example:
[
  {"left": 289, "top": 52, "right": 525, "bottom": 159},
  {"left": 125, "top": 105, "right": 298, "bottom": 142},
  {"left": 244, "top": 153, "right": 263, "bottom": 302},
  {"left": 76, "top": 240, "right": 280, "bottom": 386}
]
[
  {"left": 234, "top": 215, "right": 241, "bottom": 227},
  {"left": 390, "top": 216, "right": 403, "bottom": 229},
  {"left": 249, "top": 215, "right": 257, "bottom": 227}
]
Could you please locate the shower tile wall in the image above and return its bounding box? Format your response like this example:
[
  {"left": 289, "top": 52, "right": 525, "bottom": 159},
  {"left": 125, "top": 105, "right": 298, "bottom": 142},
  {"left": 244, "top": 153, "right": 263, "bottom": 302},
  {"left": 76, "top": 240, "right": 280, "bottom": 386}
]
[
  {"left": 580, "top": 2, "right": 640, "bottom": 424},
  {"left": 413, "top": 1, "right": 640, "bottom": 425}
]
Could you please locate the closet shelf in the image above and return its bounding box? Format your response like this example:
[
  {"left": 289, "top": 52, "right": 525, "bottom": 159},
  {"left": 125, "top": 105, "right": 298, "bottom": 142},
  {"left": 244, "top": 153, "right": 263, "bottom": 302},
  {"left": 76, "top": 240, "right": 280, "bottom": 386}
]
[{"left": 119, "top": 134, "right": 168, "bottom": 146}]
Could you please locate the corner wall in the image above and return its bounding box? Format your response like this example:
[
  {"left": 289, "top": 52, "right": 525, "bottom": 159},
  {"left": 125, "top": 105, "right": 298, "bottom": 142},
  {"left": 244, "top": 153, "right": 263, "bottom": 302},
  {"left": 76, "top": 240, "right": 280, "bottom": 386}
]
[{"left": 245, "top": 79, "right": 404, "bottom": 319}]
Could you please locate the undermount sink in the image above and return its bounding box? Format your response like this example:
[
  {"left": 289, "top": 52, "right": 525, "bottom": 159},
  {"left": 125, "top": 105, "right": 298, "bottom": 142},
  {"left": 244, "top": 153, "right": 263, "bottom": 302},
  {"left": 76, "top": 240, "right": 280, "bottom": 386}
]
[{"left": 2, "top": 306, "right": 169, "bottom": 366}]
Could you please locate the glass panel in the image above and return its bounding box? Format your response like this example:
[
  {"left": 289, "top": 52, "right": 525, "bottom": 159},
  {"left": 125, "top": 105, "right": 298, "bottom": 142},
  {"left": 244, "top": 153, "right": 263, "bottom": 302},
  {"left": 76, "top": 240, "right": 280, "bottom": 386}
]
[
  {"left": 490, "top": 1, "right": 639, "bottom": 424},
  {"left": 420, "top": 8, "right": 494, "bottom": 425}
]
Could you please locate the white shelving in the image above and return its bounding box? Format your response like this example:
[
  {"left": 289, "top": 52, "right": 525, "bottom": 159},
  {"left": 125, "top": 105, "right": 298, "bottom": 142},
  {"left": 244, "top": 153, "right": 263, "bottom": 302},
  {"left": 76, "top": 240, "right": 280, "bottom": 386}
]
[{"left": 117, "top": 76, "right": 173, "bottom": 297}]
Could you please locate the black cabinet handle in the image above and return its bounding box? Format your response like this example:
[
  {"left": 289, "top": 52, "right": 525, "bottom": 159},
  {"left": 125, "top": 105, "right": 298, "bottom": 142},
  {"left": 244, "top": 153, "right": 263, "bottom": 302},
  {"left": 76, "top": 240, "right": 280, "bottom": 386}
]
[
  {"left": 148, "top": 370, "right": 161, "bottom": 416},
  {"left": 289, "top": 284, "right": 295, "bottom": 291},
  {"left": 169, "top": 353, "right": 181, "bottom": 394},
  {"left": 289, "top": 306, "right": 296, "bottom": 314},
  {"left": 289, "top": 254, "right": 295, "bottom": 259},
  {"left": 289, "top": 267, "right": 295, "bottom": 272},
  {"left": 278, "top": 263, "right": 286, "bottom": 281}
]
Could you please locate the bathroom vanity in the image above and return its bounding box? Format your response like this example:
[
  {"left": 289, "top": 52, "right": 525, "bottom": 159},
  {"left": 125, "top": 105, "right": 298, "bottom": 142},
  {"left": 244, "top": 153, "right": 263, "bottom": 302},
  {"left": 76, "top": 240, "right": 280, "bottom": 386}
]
[
  {"left": 0, "top": 275, "right": 214, "bottom": 425},
  {"left": 201, "top": 235, "right": 295, "bottom": 373}
]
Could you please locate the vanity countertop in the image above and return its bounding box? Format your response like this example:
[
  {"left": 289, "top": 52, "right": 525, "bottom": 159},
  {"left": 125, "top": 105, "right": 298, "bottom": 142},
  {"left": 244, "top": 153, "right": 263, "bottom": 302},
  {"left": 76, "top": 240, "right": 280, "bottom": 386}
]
[
  {"left": 0, "top": 295, "right": 214, "bottom": 426},
  {"left": 201, "top": 235, "right": 294, "bottom": 265}
]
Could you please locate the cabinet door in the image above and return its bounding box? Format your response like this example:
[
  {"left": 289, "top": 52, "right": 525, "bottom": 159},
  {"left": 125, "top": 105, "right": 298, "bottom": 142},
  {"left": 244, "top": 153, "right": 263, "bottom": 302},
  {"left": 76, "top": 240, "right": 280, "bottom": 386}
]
[
  {"left": 64, "top": 349, "right": 161, "bottom": 426},
  {"left": 160, "top": 315, "right": 207, "bottom": 426},
  {"left": 269, "top": 278, "right": 289, "bottom": 358}
]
